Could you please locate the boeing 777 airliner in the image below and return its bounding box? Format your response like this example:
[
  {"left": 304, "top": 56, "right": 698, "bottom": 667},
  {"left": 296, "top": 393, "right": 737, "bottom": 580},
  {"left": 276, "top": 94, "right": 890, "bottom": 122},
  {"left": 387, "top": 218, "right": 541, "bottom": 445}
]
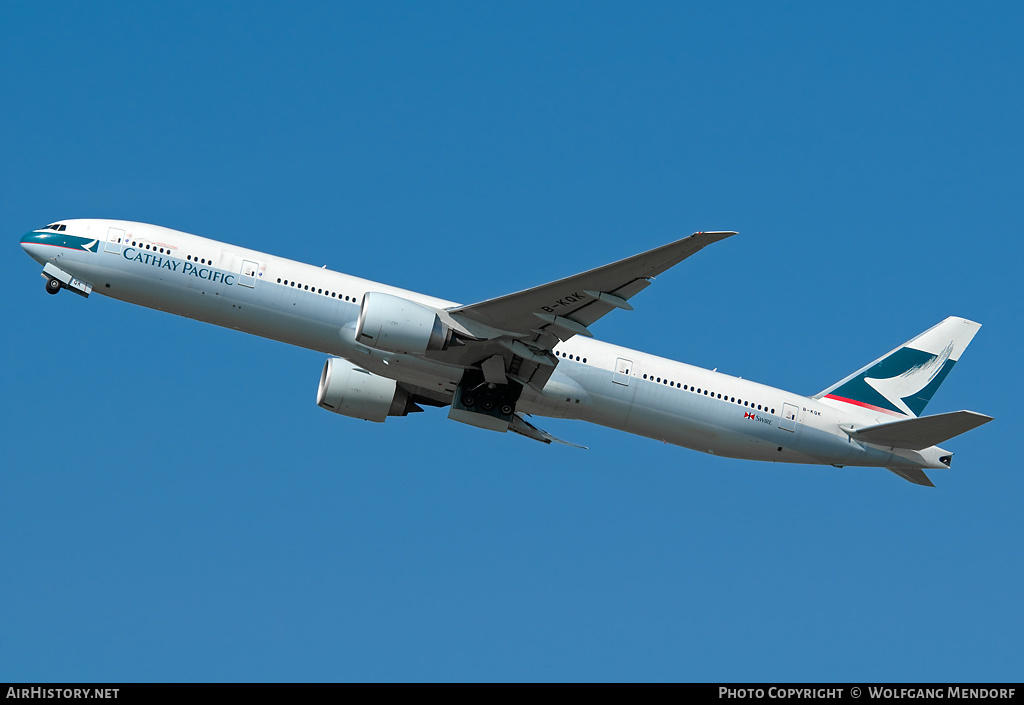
[{"left": 20, "top": 220, "right": 991, "bottom": 486}]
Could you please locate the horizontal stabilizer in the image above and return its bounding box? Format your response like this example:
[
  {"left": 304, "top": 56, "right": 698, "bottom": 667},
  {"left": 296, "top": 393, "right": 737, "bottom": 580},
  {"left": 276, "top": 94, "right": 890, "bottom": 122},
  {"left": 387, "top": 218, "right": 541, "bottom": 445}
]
[
  {"left": 844, "top": 410, "right": 992, "bottom": 450},
  {"left": 886, "top": 467, "right": 935, "bottom": 487}
]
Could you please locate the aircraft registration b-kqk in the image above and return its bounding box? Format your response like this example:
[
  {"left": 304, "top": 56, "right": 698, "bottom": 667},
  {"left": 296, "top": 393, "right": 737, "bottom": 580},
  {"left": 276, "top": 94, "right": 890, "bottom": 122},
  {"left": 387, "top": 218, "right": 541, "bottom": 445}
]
[{"left": 21, "top": 220, "right": 992, "bottom": 487}]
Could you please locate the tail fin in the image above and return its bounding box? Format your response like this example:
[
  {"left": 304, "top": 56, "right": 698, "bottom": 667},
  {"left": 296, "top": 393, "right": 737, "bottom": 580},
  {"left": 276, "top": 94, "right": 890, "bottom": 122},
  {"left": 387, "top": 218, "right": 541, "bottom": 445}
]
[{"left": 815, "top": 317, "right": 981, "bottom": 417}]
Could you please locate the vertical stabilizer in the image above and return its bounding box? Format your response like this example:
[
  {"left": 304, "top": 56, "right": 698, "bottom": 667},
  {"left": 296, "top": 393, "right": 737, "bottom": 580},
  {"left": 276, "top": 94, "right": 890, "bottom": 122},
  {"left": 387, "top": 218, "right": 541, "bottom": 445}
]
[{"left": 815, "top": 317, "right": 981, "bottom": 417}]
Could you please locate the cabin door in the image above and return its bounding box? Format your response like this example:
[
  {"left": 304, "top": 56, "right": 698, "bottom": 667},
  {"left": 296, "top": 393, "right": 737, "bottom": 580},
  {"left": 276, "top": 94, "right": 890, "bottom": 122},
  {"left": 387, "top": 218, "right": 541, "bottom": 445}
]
[
  {"left": 612, "top": 357, "right": 633, "bottom": 386},
  {"left": 104, "top": 227, "right": 125, "bottom": 254},
  {"left": 780, "top": 403, "right": 800, "bottom": 432},
  {"left": 238, "top": 260, "right": 259, "bottom": 288}
]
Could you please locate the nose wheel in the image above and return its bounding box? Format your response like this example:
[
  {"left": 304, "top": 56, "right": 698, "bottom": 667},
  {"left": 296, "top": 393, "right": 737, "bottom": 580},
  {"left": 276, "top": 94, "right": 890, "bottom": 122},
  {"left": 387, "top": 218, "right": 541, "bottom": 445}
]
[{"left": 45, "top": 277, "right": 62, "bottom": 295}]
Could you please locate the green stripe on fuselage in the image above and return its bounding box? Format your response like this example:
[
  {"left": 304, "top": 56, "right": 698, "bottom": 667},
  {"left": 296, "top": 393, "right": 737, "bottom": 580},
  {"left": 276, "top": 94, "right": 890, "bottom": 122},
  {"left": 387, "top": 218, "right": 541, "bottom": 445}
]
[{"left": 21, "top": 231, "right": 99, "bottom": 252}]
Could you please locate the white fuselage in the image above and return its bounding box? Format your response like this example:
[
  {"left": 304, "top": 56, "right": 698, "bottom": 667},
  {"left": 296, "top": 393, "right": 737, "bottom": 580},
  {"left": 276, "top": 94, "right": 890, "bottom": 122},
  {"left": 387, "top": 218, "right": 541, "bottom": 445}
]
[{"left": 20, "top": 219, "right": 950, "bottom": 473}]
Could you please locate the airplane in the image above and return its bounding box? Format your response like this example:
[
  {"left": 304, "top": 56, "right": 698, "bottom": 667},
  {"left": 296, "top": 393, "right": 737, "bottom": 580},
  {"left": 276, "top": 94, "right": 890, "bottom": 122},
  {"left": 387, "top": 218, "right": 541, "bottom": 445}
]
[{"left": 20, "top": 219, "right": 992, "bottom": 487}]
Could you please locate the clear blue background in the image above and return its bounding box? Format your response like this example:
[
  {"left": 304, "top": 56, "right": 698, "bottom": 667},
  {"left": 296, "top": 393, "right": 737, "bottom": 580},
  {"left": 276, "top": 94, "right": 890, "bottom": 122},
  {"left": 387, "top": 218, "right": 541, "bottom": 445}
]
[{"left": 2, "top": 2, "right": 1020, "bottom": 682}]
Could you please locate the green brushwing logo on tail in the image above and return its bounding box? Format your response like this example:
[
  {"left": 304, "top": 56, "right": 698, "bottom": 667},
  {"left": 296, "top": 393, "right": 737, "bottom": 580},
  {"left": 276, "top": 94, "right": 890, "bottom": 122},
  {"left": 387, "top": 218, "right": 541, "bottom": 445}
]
[{"left": 826, "top": 345, "right": 956, "bottom": 417}]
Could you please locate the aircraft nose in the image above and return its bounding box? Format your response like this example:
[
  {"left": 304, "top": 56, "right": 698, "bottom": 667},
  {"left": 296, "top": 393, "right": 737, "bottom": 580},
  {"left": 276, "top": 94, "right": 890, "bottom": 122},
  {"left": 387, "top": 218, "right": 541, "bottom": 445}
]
[
  {"left": 21, "top": 230, "right": 48, "bottom": 264},
  {"left": 21, "top": 230, "right": 39, "bottom": 252}
]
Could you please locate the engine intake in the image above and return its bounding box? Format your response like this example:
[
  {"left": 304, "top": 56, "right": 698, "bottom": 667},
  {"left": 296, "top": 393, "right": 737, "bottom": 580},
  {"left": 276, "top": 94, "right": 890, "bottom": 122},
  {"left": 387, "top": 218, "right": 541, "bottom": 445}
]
[
  {"left": 355, "top": 292, "right": 451, "bottom": 355},
  {"left": 317, "top": 358, "right": 419, "bottom": 422}
]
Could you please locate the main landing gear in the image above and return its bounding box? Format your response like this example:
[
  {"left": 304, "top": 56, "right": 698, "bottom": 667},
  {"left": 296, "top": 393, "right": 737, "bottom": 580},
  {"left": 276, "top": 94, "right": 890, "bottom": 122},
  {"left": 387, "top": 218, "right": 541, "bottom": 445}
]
[
  {"left": 45, "top": 277, "right": 62, "bottom": 295},
  {"left": 448, "top": 369, "right": 522, "bottom": 432}
]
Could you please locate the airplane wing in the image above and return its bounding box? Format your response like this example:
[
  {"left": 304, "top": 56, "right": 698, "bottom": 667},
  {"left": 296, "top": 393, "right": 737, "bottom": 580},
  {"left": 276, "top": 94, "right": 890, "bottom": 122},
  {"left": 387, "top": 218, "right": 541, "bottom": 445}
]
[
  {"left": 429, "top": 231, "right": 736, "bottom": 390},
  {"left": 448, "top": 230, "right": 736, "bottom": 336}
]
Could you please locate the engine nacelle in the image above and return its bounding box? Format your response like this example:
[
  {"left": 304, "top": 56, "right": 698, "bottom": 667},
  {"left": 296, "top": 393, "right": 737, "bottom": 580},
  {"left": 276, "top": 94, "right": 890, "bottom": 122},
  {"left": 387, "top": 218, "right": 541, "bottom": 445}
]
[
  {"left": 316, "top": 358, "right": 416, "bottom": 422},
  {"left": 355, "top": 292, "right": 451, "bottom": 354}
]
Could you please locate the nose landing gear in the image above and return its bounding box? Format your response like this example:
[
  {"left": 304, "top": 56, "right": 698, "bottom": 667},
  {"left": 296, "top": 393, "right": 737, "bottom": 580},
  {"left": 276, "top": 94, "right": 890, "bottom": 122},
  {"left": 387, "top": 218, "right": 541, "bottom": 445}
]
[{"left": 40, "top": 263, "right": 92, "bottom": 297}]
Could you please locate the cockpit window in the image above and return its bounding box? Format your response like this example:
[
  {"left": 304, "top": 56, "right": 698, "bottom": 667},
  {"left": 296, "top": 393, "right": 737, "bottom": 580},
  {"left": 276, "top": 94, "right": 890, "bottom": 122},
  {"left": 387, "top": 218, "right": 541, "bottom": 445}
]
[{"left": 43, "top": 223, "right": 66, "bottom": 231}]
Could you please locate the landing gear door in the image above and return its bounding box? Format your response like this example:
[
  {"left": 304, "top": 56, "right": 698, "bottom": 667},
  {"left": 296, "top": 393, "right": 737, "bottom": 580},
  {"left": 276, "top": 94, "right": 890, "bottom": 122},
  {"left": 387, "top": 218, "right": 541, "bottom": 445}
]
[
  {"left": 238, "top": 259, "right": 259, "bottom": 288},
  {"left": 612, "top": 357, "right": 633, "bottom": 386},
  {"left": 104, "top": 227, "right": 125, "bottom": 255}
]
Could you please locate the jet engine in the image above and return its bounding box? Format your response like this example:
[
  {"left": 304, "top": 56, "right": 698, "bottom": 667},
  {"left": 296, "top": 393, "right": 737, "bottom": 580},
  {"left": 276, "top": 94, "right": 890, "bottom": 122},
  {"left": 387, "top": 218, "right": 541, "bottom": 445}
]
[
  {"left": 355, "top": 292, "right": 451, "bottom": 354},
  {"left": 316, "top": 358, "right": 420, "bottom": 422}
]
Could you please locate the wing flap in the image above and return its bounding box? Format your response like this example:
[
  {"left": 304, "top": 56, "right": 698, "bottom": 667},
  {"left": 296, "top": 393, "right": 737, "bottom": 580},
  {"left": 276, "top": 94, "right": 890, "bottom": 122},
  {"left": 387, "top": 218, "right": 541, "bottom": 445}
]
[
  {"left": 844, "top": 410, "right": 993, "bottom": 450},
  {"left": 510, "top": 413, "right": 588, "bottom": 449}
]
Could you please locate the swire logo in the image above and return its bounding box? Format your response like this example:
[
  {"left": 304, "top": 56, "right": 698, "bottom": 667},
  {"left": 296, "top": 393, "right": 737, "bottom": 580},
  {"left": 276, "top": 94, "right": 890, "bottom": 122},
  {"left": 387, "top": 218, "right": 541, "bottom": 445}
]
[{"left": 743, "top": 411, "right": 772, "bottom": 425}]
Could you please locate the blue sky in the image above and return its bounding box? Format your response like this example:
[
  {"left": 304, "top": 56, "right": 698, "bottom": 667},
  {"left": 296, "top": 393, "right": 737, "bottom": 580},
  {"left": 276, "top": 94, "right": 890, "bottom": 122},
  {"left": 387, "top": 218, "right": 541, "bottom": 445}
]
[{"left": 2, "top": 3, "right": 1021, "bottom": 682}]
